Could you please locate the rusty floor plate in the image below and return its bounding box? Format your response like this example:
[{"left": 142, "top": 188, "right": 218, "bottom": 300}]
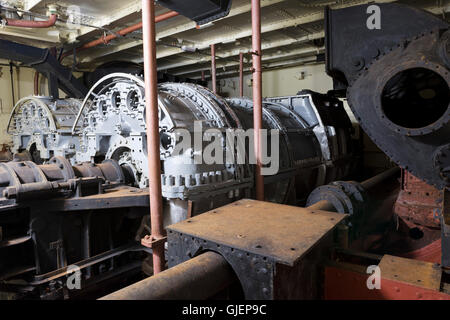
[
  {"left": 379, "top": 254, "right": 442, "bottom": 291},
  {"left": 167, "top": 199, "right": 346, "bottom": 266}
]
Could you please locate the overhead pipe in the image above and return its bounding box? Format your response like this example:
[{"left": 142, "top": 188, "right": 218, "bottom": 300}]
[
  {"left": 60, "top": 10, "right": 179, "bottom": 61},
  {"left": 210, "top": 44, "right": 217, "bottom": 93},
  {"left": 100, "top": 251, "right": 236, "bottom": 300},
  {"left": 252, "top": 0, "right": 264, "bottom": 201},
  {"left": 239, "top": 52, "right": 244, "bottom": 97},
  {"left": 141, "top": 0, "right": 166, "bottom": 275},
  {"left": 4, "top": 14, "right": 57, "bottom": 28}
]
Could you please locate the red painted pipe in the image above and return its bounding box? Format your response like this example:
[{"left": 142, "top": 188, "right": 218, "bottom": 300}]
[
  {"left": 252, "top": 0, "right": 264, "bottom": 201},
  {"left": 239, "top": 52, "right": 244, "bottom": 97},
  {"left": 5, "top": 14, "right": 57, "bottom": 28},
  {"left": 61, "top": 10, "right": 179, "bottom": 60},
  {"left": 211, "top": 44, "right": 217, "bottom": 93},
  {"left": 34, "top": 72, "right": 39, "bottom": 96},
  {"left": 142, "top": 0, "right": 166, "bottom": 275}
]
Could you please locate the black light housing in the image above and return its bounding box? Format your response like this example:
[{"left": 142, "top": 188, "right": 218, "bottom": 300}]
[{"left": 157, "top": 0, "right": 232, "bottom": 25}]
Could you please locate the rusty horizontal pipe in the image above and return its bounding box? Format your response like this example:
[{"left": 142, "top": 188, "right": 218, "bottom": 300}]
[
  {"left": 360, "top": 167, "right": 400, "bottom": 191},
  {"left": 5, "top": 14, "right": 57, "bottom": 28},
  {"left": 307, "top": 200, "right": 337, "bottom": 212},
  {"left": 61, "top": 10, "right": 179, "bottom": 60},
  {"left": 99, "top": 251, "right": 236, "bottom": 300},
  {"left": 307, "top": 167, "right": 401, "bottom": 212}
]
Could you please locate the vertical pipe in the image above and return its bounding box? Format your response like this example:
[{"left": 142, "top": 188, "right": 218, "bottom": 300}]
[
  {"left": 9, "top": 63, "right": 15, "bottom": 105},
  {"left": 252, "top": 0, "right": 264, "bottom": 201},
  {"left": 82, "top": 213, "right": 92, "bottom": 278},
  {"left": 239, "top": 52, "right": 244, "bottom": 97},
  {"left": 211, "top": 44, "right": 217, "bottom": 93},
  {"left": 142, "top": 0, "right": 166, "bottom": 274},
  {"left": 201, "top": 70, "right": 205, "bottom": 82},
  {"left": 34, "top": 72, "right": 39, "bottom": 96}
]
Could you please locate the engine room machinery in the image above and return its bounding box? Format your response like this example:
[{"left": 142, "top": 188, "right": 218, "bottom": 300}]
[
  {"left": 1, "top": 71, "right": 357, "bottom": 299},
  {"left": 69, "top": 73, "right": 357, "bottom": 225},
  {"left": 0, "top": 156, "right": 150, "bottom": 299},
  {"left": 99, "top": 2, "right": 450, "bottom": 301},
  {"left": 325, "top": 2, "right": 450, "bottom": 266},
  {"left": 3, "top": 0, "right": 448, "bottom": 302},
  {"left": 7, "top": 96, "right": 84, "bottom": 164}
]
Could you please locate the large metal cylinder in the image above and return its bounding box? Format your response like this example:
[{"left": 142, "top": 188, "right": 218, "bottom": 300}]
[
  {"left": 69, "top": 73, "right": 357, "bottom": 226},
  {"left": 100, "top": 251, "right": 236, "bottom": 300},
  {"left": 325, "top": 3, "right": 449, "bottom": 190},
  {"left": 0, "top": 156, "right": 126, "bottom": 202}
]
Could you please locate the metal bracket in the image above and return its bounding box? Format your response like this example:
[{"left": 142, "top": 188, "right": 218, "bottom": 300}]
[{"left": 141, "top": 234, "right": 167, "bottom": 249}]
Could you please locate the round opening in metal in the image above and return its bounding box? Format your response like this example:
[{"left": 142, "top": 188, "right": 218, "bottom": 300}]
[
  {"left": 409, "top": 227, "right": 424, "bottom": 240},
  {"left": 381, "top": 68, "right": 449, "bottom": 129},
  {"left": 111, "top": 91, "right": 122, "bottom": 108},
  {"left": 126, "top": 89, "right": 141, "bottom": 110},
  {"left": 160, "top": 131, "right": 172, "bottom": 150}
]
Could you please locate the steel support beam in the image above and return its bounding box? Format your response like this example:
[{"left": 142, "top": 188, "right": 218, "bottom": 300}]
[{"left": 0, "top": 39, "right": 87, "bottom": 98}]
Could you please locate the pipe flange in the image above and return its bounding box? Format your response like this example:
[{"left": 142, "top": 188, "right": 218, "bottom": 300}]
[
  {"left": 434, "top": 144, "right": 450, "bottom": 186},
  {"left": 440, "top": 29, "right": 450, "bottom": 69},
  {"left": 48, "top": 156, "right": 75, "bottom": 181}
]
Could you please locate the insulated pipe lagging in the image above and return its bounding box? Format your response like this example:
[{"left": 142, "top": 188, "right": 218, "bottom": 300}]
[
  {"left": 5, "top": 14, "right": 57, "bottom": 28},
  {"left": 99, "top": 252, "right": 236, "bottom": 300}
]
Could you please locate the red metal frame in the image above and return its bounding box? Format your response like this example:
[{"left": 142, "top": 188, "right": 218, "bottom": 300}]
[
  {"left": 325, "top": 265, "right": 450, "bottom": 300},
  {"left": 394, "top": 170, "right": 441, "bottom": 229}
]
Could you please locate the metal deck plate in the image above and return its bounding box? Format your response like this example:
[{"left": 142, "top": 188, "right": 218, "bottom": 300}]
[
  {"left": 379, "top": 255, "right": 442, "bottom": 291},
  {"left": 167, "top": 199, "right": 346, "bottom": 266}
]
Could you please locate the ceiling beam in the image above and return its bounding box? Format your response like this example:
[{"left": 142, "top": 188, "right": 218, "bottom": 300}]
[
  {"left": 156, "top": 0, "right": 285, "bottom": 40},
  {"left": 74, "top": 0, "right": 285, "bottom": 63},
  {"left": 192, "top": 56, "right": 320, "bottom": 80},
  {"left": 157, "top": 31, "right": 324, "bottom": 71},
  {"left": 23, "top": 0, "right": 44, "bottom": 11},
  {"left": 145, "top": 0, "right": 398, "bottom": 61},
  {"left": 0, "top": 26, "right": 60, "bottom": 44},
  {"left": 171, "top": 45, "right": 324, "bottom": 76}
]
